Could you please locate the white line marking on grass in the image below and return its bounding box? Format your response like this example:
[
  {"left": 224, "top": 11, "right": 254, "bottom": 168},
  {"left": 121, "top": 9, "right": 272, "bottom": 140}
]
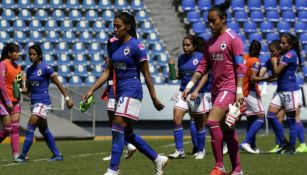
[
  {"left": 70, "top": 152, "right": 107, "bottom": 158},
  {"left": 159, "top": 141, "right": 191, "bottom": 148},
  {"left": 1, "top": 163, "right": 19, "bottom": 167},
  {"left": 33, "top": 158, "right": 49, "bottom": 162}
]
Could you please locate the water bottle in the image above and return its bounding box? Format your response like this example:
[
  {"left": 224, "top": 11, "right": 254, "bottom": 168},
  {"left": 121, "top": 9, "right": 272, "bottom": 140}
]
[
  {"left": 169, "top": 58, "right": 176, "bottom": 80},
  {"left": 13, "top": 80, "right": 20, "bottom": 99}
]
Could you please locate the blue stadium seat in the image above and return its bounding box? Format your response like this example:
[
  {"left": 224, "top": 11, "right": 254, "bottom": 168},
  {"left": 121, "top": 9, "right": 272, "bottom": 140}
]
[
  {"left": 62, "top": 31, "right": 76, "bottom": 43},
  {"left": 44, "top": 54, "right": 56, "bottom": 66},
  {"left": 151, "top": 43, "right": 165, "bottom": 55},
  {"left": 198, "top": 32, "right": 211, "bottom": 41},
  {"left": 73, "top": 54, "right": 88, "bottom": 64},
  {"left": 57, "top": 75, "right": 67, "bottom": 85},
  {"left": 303, "top": 66, "right": 307, "bottom": 77},
  {"left": 260, "top": 21, "right": 274, "bottom": 33},
  {"left": 298, "top": 11, "right": 307, "bottom": 22},
  {"left": 2, "top": 0, "right": 16, "bottom": 9},
  {"left": 148, "top": 64, "right": 156, "bottom": 74},
  {"left": 60, "top": 19, "right": 74, "bottom": 31},
  {"left": 282, "top": 10, "right": 296, "bottom": 23},
  {"left": 41, "top": 42, "right": 54, "bottom": 54},
  {"left": 266, "top": 33, "right": 280, "bottom": 43},
  {"left": 33, "top": 0, "right": 48, "bottom": 9},
  {"left": 66, "top": 0, "right": 81, "bottom": 9},
  {"left": 17, "top": 0, "right": 32, "bottom": 9},
  {"left": 72, "top": 42, "right": 86, "bottom": 54},
  {"left": 56, "top": 42, "right": 69, "bottom": 54},
  {"left": 58, "top": 65, "right": 72, "bottom": 77},
  {"left": 57, "top": 54, "right": 71, "bottom": 65},
  {"left": 82, "top": 0, "right": 96, "bottom": 9},
  {"left": 266, "top": 11, "right": 279, "bottom": 22},
  {"left": 237, "top": 33, "right": 246, "bottom": 42},
  {"left": 79, "top": 31, "right": 93, "bottom": 43},
  {"left": 198, "top": 0, "right": 211, "bottom": 11},
  {"left": 102, "top": 10, "right": 115, "bottom": 22},
  {"left": 248, "top": 0, "right": 261, "bottom": 11},
  {"left": 35, "top": 9, "right": 49, "bottom": 21},
  {"left": 279, "top": 0, "right": 293, "bottom": 11},
  {"left": 2, "top": 9, "right": 16, "bottom": 21},
  {"left": 234, "top": 11, "right": 248, "bottom": 22},
  {"left": 264, "top": 0, "right": 278, "bottom": 11},
  {"left": 88, "top": 43, "right": 101, "bottom": 54},
  {"left": 74, "top": 65, "right": 88, "bottom": 78},
  {"left": 261, "top": 43, "right": 268, "bottom": 54},
  {"left": 46, "top": 31, "right": 60, "bottom": 43},
  {"left": 181, "top": 0, "right": 196, "bottom": 11},
  {"left": 250, "top": 11, "right": 264, "bottom": 22},
  {"left": 106, "top": 22, "right": 114, "bottom": 34},
  {"left": 296, "top": 0, "right": 307, "bottom": 11},
  {"left": 51, "top": 9, "right": 65, "bottom": 22},
  {"left": 135, "top": 10, "right": 150, "bottom": 22},
  {"left": 85, "top": 10, "right": 99, "bottom": 22},
  {"left": 76, "top": 20, "right": 90, "bottom": 32},
  {"left": 13, "top": 31, "right": 28, "bottom": 43},
  {"left": 231, "top": 0, "right": 245, "bottom": 11},
  {"left": 146, "top": 33, "right": 161, "bottom": 44},
  {"left": 92, "top": 21, "right": 106, "bottom": 33},
  {"left": 139, "top": 21, "right": 155, "bottom": 33},
  {"left": 131, "top": 0, "right": 145, "bottom": 10},
  {"left": 202, "top": 10, "right": 209, "bottom": 22},
  {"left": 300, "top": 33, "right": 307, "bottom": 44},
  {"left": 249, "top": 33, "right": 262, "bottom": 43},
  {"left": 156, "top": 53, "right": 169, "bottom": 66},
  {"left": 259, "top": 54, "right": 270, "bottom": 64},
  {"left": 95, "top": 31, "right": 108, "bottom": 43},
  {"left": 214, "top": 0, "right": 224, "bottom": 5},
  {"left": 90, "top": 54, "right": 103, "bottom": 64},
  {"left": 186, "top": 11, "right": 201, "bottom": 23},
  {"left": 98, "top": 0, "right": 113, "bottom": 10},
  {"left": 45, "top": 19, "right": 59, "bottom": 31},
  {"left": 192, "top": 22, "right": 206, "bottom": 34},
  {"left": 18, "top": 9, "right": 32, "bottom": 21},
  {"left": 243, "top": 21, "right": 257, "bottom": 33},
  {"left": 68, "top": 9, "right": 82, "bottom": 21},
  {"left": 277, "top": 22, "right": 291, "bottom": 33},
  {"left": 49, "top": 0, "right": 64, "bottom": 9},
  {"left": 85, "top": 75, "right": 97, "bottom": 85},
  {"left": 92, "top": 65, "right": 103, "bottom": 76},
  {"left": 152, "top": 75, "right": 163, "bottom": 84},
  {"left": 0, "top": 31, "right": 11, "bottom": 43},
  {"left": 114, "top": 0, "right": 129, "bottom": 10},
  {"left": 227, "top": 21, "right": 240, "bottom": 33},
  {"left": 294, "top": 22, "right": 307, "bottom": 33},
  {"left": 69, "top": 75, "right": 83, "bottom": 86},
  {"left": 0, "top": 19, "right": 11, "bottom": 31},
  {"left": 30, "top": 31, "right": 44, "bottom": 43}
]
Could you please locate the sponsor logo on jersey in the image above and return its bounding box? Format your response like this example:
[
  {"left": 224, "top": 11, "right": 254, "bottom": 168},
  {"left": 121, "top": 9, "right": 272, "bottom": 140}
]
[{"left": 210, "top": 54, "right": 224, "bottom": 61}]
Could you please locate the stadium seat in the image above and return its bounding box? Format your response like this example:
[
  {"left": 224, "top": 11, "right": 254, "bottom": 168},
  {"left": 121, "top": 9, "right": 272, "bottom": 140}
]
[
  {"left": 57, "top": 54, "right": 71, "bottom": 65},
  {"left": 197, "top": 0, "right": 211, "bottom": 11},
  {"left": 300, "top": 33, "right": 307, "bottom": 44},
  {"left": 62, "top": 31, "right": 76, "bottom": 43},
  {"left": 66, "top": 0, "right": 81, "bottom": 9},
  {"left": 57, "top": 75, "right": 67, "bottom": 85},
  {"left": 13, "top": 31, "right": 28, "bottom": 43},
  {"left": 266, "top": 33, "right": 280, "bottom": 43},
  {"left": 214, "top": 0, "right": 224, "bottom": 5},
  {"left": 248, "top": 33, "right": 262, "bottom": 43},
  {"left": 2, "top": 9, "right": 16, "bottom": 21},
  {"left": 68, "top": 9, "right": 82, "bottom": 21},
  {"left": 2, "top": 0, "right": 16, "bottom": 9},
  {"left": 95, "top": 31, "right": 108, "bottom": 43},
  {"left": 79, "top": 31, "right": 93, "bottom": 43},
  {"left": 0, "top": 31, "right": 11, "bottom": 43},
  {"left": 17, "top": 0, "right": 32, "bottom": 9},
  {"left": 234, "top": 11, "right": 248, "bottom": 22},
  {"left": 186, "top": 11, "right": 201, "bottom": 23},
  {"left": 45, "top": 19, "right": 59, "bottom": 31},
  {"left": 41, "top": 42, "right": 54, "bottom": 54},
  {"left": 73, "top": 54, "right": 88, "bottom": 64},
  {"left": 277, "top": 22, "right": 291, "bottom": 33},
  {"left": 152, "top": 75, "right": 163, "bottom": 84},
  {"left": 266, "top": 11, "right": 280, "bottom": 22},
  {"left": 259, "top": 54, "right": 270, "bottom": 64},
  {"left": 263, "top": 0, "right": 278, "bottom": 11},
  {"left": 231, "top": 0, "right": 245, "bottom": 11},
  {"left": 248, "top": 0, "right": 261, "bottom": 11},
  {"left": 151, "top": 43, "right": 165, "bottom": 55},
  {"left": 92, "top": 64, "right": 103, "bottom": 76},
  {"left": 227, "top": 21, "right": 240, "bottom": 33},
  {"left": 102, "top": 10, "right": 115, "bottom": 22},
  {"left": 237, "top": 33, "right": 246, "bottom": 42},
  {"left": 49, "top": 0, "right": 64, "bottom": 9},
  {"left": 250, "top": 11, "right": 264, "bottom": 22},
  {"left": 294, "top": 22, "right": 307, "bottom": 33},
  {"left": 260, "top": 21, "right": 274, "bottom": 33},
  {"left": 44, "top": 54, "right": 56, "bottom": 66},
  {"left": 58, "top": 65, "right": 72, "bottom": 77},
  {"left": 82, "top": 0, "right": 96, "bottom": 9},
  {"left": 298, "top": 11, "right": 307, "bottom": 22},
  {"left": 60, "top": 19, "right": 74, "bottom": 31},
  {"left": 35, "top": 9, "right": 49, "bottom": 21},
  {"left": 146, "top": 32, "right": 161, "bottom": 44},
  {"left": 156, "top": 53, "right": 169, "bottom": 66},
  {"left": 56, "top": 42, "right": 69, "bottom": 54},
  {"left": 148, "top": 64, "right": 156, "bottom": 74},
  {"left": 105, "top": 22, "right": 114, "bottom": 34},
  {"left": 243, "top": 21, "right": 257, "bottom": 33},
  {"left": 296, "top": 0, "right": 307, "bottom": 11},
  {"left": 51, "top": 9, "right": 65, "bottom": 22},
  {"left": 69, "top": 75, "right": 83, "bottom": 86},
  {"left": 74, "top": 64, "right": 88, "bottom": 77},
  {"left": 202, "top": 10, "right": 209, "bottom": 22},
  {"left": 76, "top": 20, "right": 90, "bottom": 32},
  {"left": 279, "top": 0, "right": 293, "bottom": 11},
  {"left": 139, "top": 21, "right": 155, "bottom": 33},
  {"left": 92, "top": 21, "right": 106, "bottom": 33},
  {"left": 85, "top": 75, "right": 97, "bottom": 85},
  {"left": 282, "top": 10, "right": 296, "bottom": 23},
  {"left": 181, "top": 0, "right": 196, "bottom": 11},
  {"left": 131, "top": 0, "right": 145, "bottom": 10},
  {"left": 34, "top": 0, "right": 48, "bottom": 9},
  {"left": 135, "top": 10, "right": 150, "bottom": 22},
  {"left": 98, "top": 0, "right": 113, "bottom": 10},
  {"left": 114, "top": 0, "right": 129, "bottom": 10},
  {"left": 0, "top": 19, "right": 11, "bottom": 31},
  {"left": 85, "top": 10, "right": 99, "bottom": 22},
  {"left": 29, "top": 31, "right": 44, "bottom": 43},
  {"left": 72, "top": 42, "right": 86, "bottom": 54},
  {"left": 261, "top": 43, "right": 268, "bottom": 54},
  {"left": 90, "top": 54, "right": 103, "bottom": 64},
  {"left": 18, "top": 9, "right": 32, "bottom": 21},
  {"left": 192, "top": 22, "right": 206, "bottom": 34},
  {"left": 198, "top": 32, "right": 211, "bottom": 41},
  {"left": 88, "top": 43, "right": 101, "bottom": 54},
  {"left": 46, "top": 31, "right": 60, "bottom": 43}
]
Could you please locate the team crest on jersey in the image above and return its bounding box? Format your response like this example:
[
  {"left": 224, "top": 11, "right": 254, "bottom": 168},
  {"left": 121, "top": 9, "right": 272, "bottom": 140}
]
[
  {"left": 37, "top": 69, "right": 42, "bottom": 76},
  {"left": 124, "top": 47, "right": 131, "bottom": 56},
  {"left": 220, "top": 41, "right": 227, "bottom": 50},
  {"left": 193, "top": 58, "right": 199, "bottom": 65}
]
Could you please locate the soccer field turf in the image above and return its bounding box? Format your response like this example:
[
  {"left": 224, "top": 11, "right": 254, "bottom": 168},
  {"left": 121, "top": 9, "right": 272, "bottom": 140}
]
[{"left": 0, "top": 134, "right": 306, "bottom": 175}]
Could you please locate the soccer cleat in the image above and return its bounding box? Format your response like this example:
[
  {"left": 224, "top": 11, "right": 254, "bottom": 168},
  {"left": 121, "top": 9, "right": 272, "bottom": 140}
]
[
  {"left": 227, "top": 170, "right": 244, "bottom": 175},
  {"left": 210, "top": 166, "right": 226, "bottom": 175},
  {"left": 80, "top": 95, "right": 94, "bottom": 112},
  {"left": 123, "top": 143, "right": 137, "bottom": 159},
  {"left": 282, "top": 146, "right": 296, "bottom": 155},
  {"left": 104, "top": 168, "right": 120, "bottom": 175},
  {"left": 296, "top": 143, "right": 307, "bottom": 153},
  {"left": 275, "top": 142, "right": 289, "bottom": 154},
  {"left": 253, "top": 148, "right": 260, "bottom": 154},
  {"left": 168, "top": 150, "right": 185, "bottom": 159},
  {"left": 191, "top": 146, "right": 198, "bottom": 155},
  {"left": 49, "top": 154, "right": 64, "bottom": 161},
  {"left": 241, "top": 143, "right": 256, "bottom": 154},
  {"left": 268, "top": 145, "right": 280, "bottom": 153},
  {"left": 15, "top": 155, "right": 28, "bottom": 163},
  {"left": 195, "top": 151, "right": 205, "bottom": 160},
  {"left": 102, "top": 155, "right": 112, "bottom": 161},
  {"left": 154, "top": 155, "right": 168, "bottom": 175},
  {"left": 223, "top": 143, "right": 228, "bottom": 155}
]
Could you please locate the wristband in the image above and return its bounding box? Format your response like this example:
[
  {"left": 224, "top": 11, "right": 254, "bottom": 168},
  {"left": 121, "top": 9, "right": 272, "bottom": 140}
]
[
  {"left": 65, "top": 96, "right": 70, "bottom": 101},
  {"left": 236, "top": 87, "right": 243, "bottom": 94},
  {"left": 19, "top": 88, "right": 22, "bottom": 93},
  {"left": 186, "top": 81, "right": 195, "bottom": 89}
]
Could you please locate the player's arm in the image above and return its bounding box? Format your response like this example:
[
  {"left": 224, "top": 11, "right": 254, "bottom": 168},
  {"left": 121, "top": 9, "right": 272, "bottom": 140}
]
[
  {"left": 0, "top": 62, "right": 13, "bottom": 109},
  {"left": 20, "top": 71, "right": 30, "bottom": 93},
  {"left": 190, "top": 72, "right": 208, "bottom": 100},
  {"left": 271, "top": 56, "right": 286, "bottom": 75},
  {"left": 51, "top": 73, "right": 73, "bottom": 109}
]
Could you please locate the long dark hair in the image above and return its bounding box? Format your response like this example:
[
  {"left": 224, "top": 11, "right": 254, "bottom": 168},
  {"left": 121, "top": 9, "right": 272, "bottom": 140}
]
[
  {"left": 115, "top": 11, "right": 137, "bottom": 38},
  {"left": 0, "top": 43, "right": 20, "bottom": 61},
  {"left": 183, "top": 35, "right": 205, "bottom": 53},
  {"left": 208, "top": 0, "right": 230, "bottom": 22},
  {"left": 249, "top": 40, "right": 261, "bottom": 58},
  {"left": 282, "top": 33, "right": 302, "bottom": 71},
  {"left": 29, "top": 44, "right": 43, "bottom": 61}
]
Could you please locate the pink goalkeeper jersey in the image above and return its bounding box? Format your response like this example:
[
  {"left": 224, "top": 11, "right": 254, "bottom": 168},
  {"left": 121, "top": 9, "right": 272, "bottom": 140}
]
[{"left": 196, "top": 29, "right": 246, "bottom": 96}]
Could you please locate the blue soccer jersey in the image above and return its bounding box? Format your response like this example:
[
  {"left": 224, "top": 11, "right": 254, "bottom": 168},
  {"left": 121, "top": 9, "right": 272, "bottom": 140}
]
[
  {"left": 178, "top": 51, "right": 211, "bottom": 92},
  {"left": 26, "top": 62, "right": 54, "bottom": 105},
  {"left": 277, "top": 50, "right": 299, "bottom": 92},
  {"left": 108, "top": 37, "right": 147, "bottom": 99}
]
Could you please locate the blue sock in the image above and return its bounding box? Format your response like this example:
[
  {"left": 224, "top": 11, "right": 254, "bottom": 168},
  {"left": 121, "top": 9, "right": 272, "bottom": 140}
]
[
  {"left": 244, "top": 118, "right": 264, "bottom": 145},
  {"left": 267, "top": 112, "right": 285, "bottom": 144},
  {"left": 286, "top": 117, "right": 297, "bottom": 147},
  {"left": 174, "top": 125, "right": 184, "bottom": 152},
  {"left": 125, "top": 129, "right": 158, "bottom": 161},
  {"left": 40, "top": 128, "right": 60, "bottom": 156},
  {"left": 110, "top": 124, "right": 125, "bottom": 171},
  {"left": 190, "top": 121, "right": 198, "bottom": 149},
  {"left": 297, "top": 122, "right": 305, "bottom": 144},
  {"left": 197, "top": 127, "right": 206, "bottom": 152},
  {"left": 21, "top": 124, "right": 37, "bottom": 157},
  {"left": 246, "top": 117, "right": 256, "bottom": 148}
]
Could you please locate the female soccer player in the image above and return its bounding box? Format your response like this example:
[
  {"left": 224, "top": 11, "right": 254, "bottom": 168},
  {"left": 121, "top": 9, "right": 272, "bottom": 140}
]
[
  {"left": 0, "top": 43, "right": 24, "bottom": 162},
  {"left": 83, "top": 12, "right": 167, "bottom": 175},
  {"left": 169, "top": 35, "right": 211, "bottom": 160},
  {"left": 17, "top": 44, "right": 74, "bottom": 162},
  {"left": 183, "top": 1, "right": 246, "bottom": 174}
]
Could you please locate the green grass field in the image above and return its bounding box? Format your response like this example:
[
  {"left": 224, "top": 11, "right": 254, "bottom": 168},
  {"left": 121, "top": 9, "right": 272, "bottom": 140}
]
[{"left": 0, "top": 134, "right": 307, "bottom": 175}]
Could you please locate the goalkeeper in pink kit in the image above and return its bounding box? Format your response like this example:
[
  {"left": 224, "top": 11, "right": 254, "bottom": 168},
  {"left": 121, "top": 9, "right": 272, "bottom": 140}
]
[{"left": 182, "top": 0, "right": 246, "bottom": 174}]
